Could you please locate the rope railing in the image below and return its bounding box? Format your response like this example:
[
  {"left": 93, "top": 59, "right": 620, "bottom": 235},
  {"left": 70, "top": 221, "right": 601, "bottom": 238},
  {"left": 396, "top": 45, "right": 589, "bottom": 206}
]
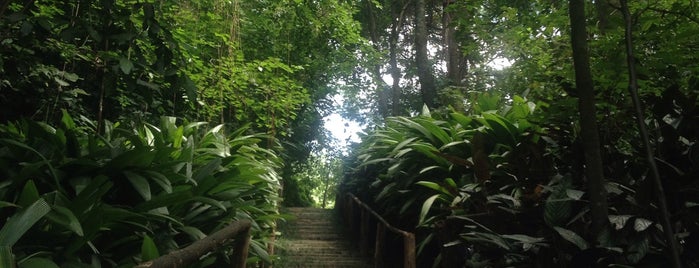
[
  {"left": 135, "top": 219, "right": 252, "bottom": 268},
  {"left": 342, "top": 193, "right": 416, "bottom": 268}
]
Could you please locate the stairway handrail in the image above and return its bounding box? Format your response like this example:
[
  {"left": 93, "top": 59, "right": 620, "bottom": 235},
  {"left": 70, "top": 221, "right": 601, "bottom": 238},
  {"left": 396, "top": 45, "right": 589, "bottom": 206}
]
[
  {"left": 344, "top": 193, "right": 416, "bottom": 268},
  {"left": 135, "top": 219, "right": 252, "bottom": 268}
]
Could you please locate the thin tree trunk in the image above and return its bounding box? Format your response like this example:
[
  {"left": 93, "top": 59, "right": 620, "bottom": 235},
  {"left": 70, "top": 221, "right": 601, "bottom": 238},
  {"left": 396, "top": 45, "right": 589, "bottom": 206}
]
[
  {"left": 595, "top": 0, "right": 611, "bottom": 34},
  {"left": 568, "top": 0, "right": 609, "bottom": 238},
  {"left": 619, "top": 1, "right": 682, "bottom": 266},
  {"left": 414, "top": 0, "right": 436, "bottom": 108},
  {"left": 442, "top": 0, "right": 464, "bottom": 87},
  {"left": 390, "top": 2, "right": 409, "bottom": 116},
  {"left": 366, "top": 0, "right": 390, "bottom": 118}
]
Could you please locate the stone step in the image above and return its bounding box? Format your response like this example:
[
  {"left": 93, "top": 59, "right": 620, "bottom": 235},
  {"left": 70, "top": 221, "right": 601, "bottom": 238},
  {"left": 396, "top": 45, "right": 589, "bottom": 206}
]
[{"left": 278, "top": 207, "right": 370, "bottom": 268}]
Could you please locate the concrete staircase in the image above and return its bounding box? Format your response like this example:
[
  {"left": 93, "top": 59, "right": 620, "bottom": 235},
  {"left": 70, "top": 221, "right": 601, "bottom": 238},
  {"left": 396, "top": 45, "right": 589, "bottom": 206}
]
[{"left": 277, "top": 207, "right": 371, "bottom": 268}]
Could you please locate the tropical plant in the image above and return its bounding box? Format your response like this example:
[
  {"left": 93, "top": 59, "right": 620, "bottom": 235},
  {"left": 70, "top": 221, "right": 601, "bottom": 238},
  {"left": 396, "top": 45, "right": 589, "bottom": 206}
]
[{"left": 0, "top": 112, "right": 282, "bottom": 267}]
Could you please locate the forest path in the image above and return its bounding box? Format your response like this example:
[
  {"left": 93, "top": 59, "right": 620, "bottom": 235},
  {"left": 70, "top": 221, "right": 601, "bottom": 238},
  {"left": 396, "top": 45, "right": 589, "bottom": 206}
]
[{"left": 276, "top": 207, "right": 372, "bottom": 268}]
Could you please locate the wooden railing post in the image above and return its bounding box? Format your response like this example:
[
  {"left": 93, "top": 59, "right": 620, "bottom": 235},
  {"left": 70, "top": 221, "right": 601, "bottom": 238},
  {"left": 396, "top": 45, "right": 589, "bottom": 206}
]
[
  {"left": 341, "top": 193, "right": 416, "bottom": 268},
  {"left": 403, "top": 232, "right": 416, "bottom": 268},
  {"left": 232, "top": 225, "right": 251, "bottom": 268},
  {"left": 359, "top": 208, "right": 369, "bottom": 256},
  {"left": 374, "top": 223, "right": 385, "bottom": 268}
]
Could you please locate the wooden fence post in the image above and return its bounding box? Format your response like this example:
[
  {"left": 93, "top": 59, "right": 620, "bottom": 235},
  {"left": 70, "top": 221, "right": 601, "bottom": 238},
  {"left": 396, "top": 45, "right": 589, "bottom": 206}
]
[
  {"left": 359, "top": 208, "right": 369, "bottom": 256},
  {"left": 232, "top": 226, "right": 251, "bottom": 268},
  {"left": 403, "top": 233, "right": 416, "bottom": 268},
  {"left": 374, "top": 223, "right": 385, "bottom": 268}
]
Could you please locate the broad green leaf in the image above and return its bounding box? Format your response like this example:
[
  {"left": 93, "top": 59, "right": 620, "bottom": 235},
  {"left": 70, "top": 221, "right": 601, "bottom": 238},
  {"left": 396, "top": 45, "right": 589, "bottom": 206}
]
[
  {"left": 391, "top": 137, "right": 417, "bottom": 155},
  {"left": 480, "top": 113, "right": 518, "bottom": 146},
  {"left": 0, "top": 198, "right": 51, "bottom": 247},
  {"left": 501, "top": 234, "right": 545, "bottom": 244},
  {"left": 193, "top": 158, "right": 222, "bottom": 182},
  {"left": 144, "top": 171, "right": 173, "bottom": 193},
  {"left": 633, "top": 218, "right": 652, "bottom": 232},
  {"left": 415, "top": 118, "right": 451, "bottom": 145},
  {"left": 421, "top": 104, "right": 431, "bottom": 117},
  {"left": 191, "top": 196, "right": 227, "bottom": 211},
  {"left": 565, "top": 189, "right": 584, "bottom": 200},
  {"left": 450, "top": 113, "right": 473, "bottom": 128},
  {"left": 179, "top": 226, "right": 206, "bottom": 241},
  {"left": 419, "top": 194, "right": 440, "bottom": 225},
  {"left": 141, "top": 235, "right": 160, "bottom": 261},
  {"left": 69, "top": 175, "right": 112, "bottom": 214},
  {"left": 416, "top": 181, "right": 451, "bottom": 196},
  {"left": 107, "top": 149, "right": 157, "bottom": 169},
  {"left": 544, "top": 187, "right": 571, "bottom": 227},
  {"left": 18, "top": 257, "right": 59, "bottom": 268},
  {"left": 0, "top": 201, "right": 18, "bottom": 208},
  {"left": 119, "top": 57, "right": 134, "bottom": 74},
  {"left": 124, "top": 171, "right": 151, "bottom": 201},
  {"left": 626, "top": 236, "right": 649, "bottom": 264},
  {"left": 60, "top": 109, "right": 76, "bottom": 129},
  {"left": 136, "top": 189, "right": 192, "bottom": 211},
  {"left": 250, "top": 240, "right": 271, "bottom": 263},
  {"left": 609, "top": 215, "right": 632, "bottom": 230},
  {"left": 0, "top": 246, "right": 14, "bottom": 268},
  {"left": 46, "top": 205, "right": 84, "bottom": 236},
  {"left": 553, "top": 226, "right": 588, "bottom": 250},
  {"left": 17, "top": 180, "right": 40, "bottom": 208}
]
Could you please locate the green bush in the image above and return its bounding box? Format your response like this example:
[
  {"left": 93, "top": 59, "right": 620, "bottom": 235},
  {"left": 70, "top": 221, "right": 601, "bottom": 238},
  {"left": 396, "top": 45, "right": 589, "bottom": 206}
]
[{"left": 0, "top": 111, "right": 282, "bottom": 267}]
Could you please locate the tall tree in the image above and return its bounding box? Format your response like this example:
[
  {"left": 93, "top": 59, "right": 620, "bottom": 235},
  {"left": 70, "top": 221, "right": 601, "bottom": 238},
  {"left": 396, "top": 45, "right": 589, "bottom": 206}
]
[
  {"left": 568, "top": 0, "right": 609, "bottom": 238},
  {"left": 414, "top": 0, "right": 437, "bottom": 108},
  {"left": 619, "top": 0, "right": 681, "bottom": 266}
]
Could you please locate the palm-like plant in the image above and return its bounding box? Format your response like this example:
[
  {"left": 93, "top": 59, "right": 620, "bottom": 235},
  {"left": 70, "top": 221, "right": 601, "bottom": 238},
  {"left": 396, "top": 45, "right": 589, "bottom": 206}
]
[{"left": 0, "top": 112, "right": 282, "bottom": 267}]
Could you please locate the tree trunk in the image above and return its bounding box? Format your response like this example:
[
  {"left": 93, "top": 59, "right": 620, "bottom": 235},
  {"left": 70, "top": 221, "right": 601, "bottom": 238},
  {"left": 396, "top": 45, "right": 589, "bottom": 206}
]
[
  {"left": 568, "top": 0, "right": 609, "bottom": 238},
  {"left": 414, "top": 0, "right": 437, "bottom": 108},
  {"left": 389, "top": 28, "right": 402, "bottom": 116},
  {"left": 390, "top": 2, "right": 409, "bottom": 116},
  {"left": 595, "top": 0, "right": 612, "bottom": 34},
  {"left": 366, "top": 0, "right": 391, "bottom": 118},
  {"left": 442, "top": 0, "right": 465, "bottom": 87},
  {"left": 620, "top": 1, "right": 682, "bottom": 266}
]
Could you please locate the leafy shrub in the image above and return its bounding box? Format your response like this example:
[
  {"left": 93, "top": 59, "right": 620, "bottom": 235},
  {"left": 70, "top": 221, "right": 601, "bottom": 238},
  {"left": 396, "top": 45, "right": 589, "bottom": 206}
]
[
  {"left": 0, "top": 112, "right": 281, "bottom": 267},
  {"left": 341, "top": 93, "right": 697, "bottom": 266}
]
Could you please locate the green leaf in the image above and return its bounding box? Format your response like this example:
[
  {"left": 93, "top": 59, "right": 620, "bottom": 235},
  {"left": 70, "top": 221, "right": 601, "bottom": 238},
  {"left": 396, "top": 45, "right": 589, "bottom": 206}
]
[
  {"left": 119, "top": 57, "right": 134, "bottom": 74},
  {"left": 544, "top": 185, "right": 571, "bottom": 227},
  {"left": 60, "top": 110, "right": 76, "bottom": 129},
  {"left": 18, "top": 257, "right": 59, "bottom": 268},
  {"left": 0, "top": 202, "right": 18, "bottom": 209},
  {"left": 141, "top": 235, "right": 160, "bottom": 261},
  {"left": 553, "top": 226, "right": 588, "bottom": 250},
  {"left": 179, "top": 226, "right": 206, "bottom": 241},
  {"left": 0, "top": 246, "right": 14, "bottom": 268},
  {"left": 46, "top": 205, "right": 84, "bottom": 236},
  {"left": 565, "top": 189, "right": 584, "bottom": 200},
  {"left": 249, "top": 240, "right": 271, "bottom": 263},
  {"left": 124, "top": 171, "right": 152, "bottom": 201},
  {"left": 633, "top": 218, "right": 652, "bottom": 232},
  {"left": 0, "top": 198, "right": 51, "bottom": 247},
  {"left": 626, "top": 236, "right": 649, "bottom": 264},
  {"left": 419, "top": 194, "right": 440, "bottom": 225},
  {"left": 17, "top": 180, "right": 40, "bottom": 208},
  {"left": 609, "top": 215, "right": 632, "bottom": 230},
  {"left": 193, "top": 158, "right": 222, "bottom": 182},
  {"left": 136, "top": 189, "right": 192, "bottom": 211},
  {"left": 450, "top": 113, "right": 473, "bottom": 128}
]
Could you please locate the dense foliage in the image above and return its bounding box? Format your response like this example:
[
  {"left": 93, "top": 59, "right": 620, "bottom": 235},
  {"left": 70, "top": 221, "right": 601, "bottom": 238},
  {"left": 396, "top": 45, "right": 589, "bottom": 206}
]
[
  {"left": 2, "top": 0, "right": 698, "bottom": 267},
  {"left": 341, "top": 0, "right": 698, "bottom": 267},
  {"left": 0, "top": 113, "right": 282, "bottom": 267}
]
